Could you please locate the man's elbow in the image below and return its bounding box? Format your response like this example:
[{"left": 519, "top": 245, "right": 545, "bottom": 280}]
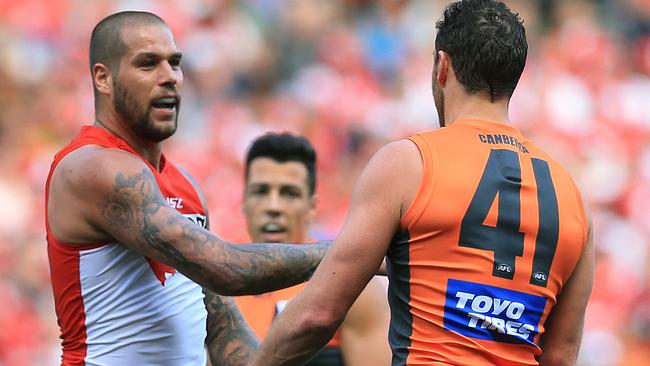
[
  {"left": 539, "top": 349, "right": 579, "bottom": 366},
  {"left": 299, "top": 307, "right": 343, "bottom": 341},
  {"left": 201, "top": 267, "right": 256, "bottom": 296},
  {"left": 170, "top": 231, "right": 249, "bottom": 295}
]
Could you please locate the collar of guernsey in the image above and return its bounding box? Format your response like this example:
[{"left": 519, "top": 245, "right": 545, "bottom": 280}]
[
  {"left": 452, "top": 118, "right": 522, "bottom": 134},
  {"left": 79, "top": 126, "right": 178, "bottom": 285}
]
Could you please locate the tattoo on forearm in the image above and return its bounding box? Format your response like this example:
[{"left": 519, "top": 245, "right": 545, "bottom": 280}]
[
  {"left": 204, "top": 290, "right": 259, "bottom": 366},
  {"left": 102, "top": 169, "right": 329, "bottom": 294}
]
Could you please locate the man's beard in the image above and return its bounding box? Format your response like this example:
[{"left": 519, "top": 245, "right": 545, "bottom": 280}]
[{"left": 113, "top": 81, "right": 178, "bottom": 142}]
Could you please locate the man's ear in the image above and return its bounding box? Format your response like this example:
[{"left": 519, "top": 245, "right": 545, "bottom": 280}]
[
  {"left": 241, "top": 188, "right": 250, "bottom": 214},
  {"left": 436, "top": 50, "right": 450, "bottom": 88},
  {"left": 310, "top": 194, "right": 319, "bottom": 211},
  {"left": 93, "top": 63, "right": 113, "bottom": 95},
  {"left": 308, "top": 194, "right": 318, "bottom": 222}
]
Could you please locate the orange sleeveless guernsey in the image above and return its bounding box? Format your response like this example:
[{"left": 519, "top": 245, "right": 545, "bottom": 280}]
[
  {"left": 236, "top": 281, "right": 343, "bottom": 347},
  {"left": 387, "top": 119, "right": 588, "bottom": 365},
  {"left": 236, "top": 281, "right": 345, "bottom": 365}
]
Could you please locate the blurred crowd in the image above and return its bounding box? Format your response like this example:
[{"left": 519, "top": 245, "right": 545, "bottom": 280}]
[{"left": 0, "top": 0, "right": 648, "bottom": 365}]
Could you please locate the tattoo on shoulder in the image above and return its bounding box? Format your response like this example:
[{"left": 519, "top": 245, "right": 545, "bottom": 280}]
[
  {"left": 103, "top": 170, "right": 162, "bottom": 228},
  {"left": 102, "top": 169, "right": 201, "bottom": 271}
]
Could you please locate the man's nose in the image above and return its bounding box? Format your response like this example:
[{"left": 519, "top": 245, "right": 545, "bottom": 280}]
[
  {"left": 159, "top": 61, "right": 179, "bottom": 86},
  {"left": 265, "top": 192, "right": 282, "bottom": 214}
]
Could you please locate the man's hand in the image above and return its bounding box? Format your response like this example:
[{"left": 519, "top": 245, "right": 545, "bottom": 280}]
[{"left": 250, "top": 140, "right": 421, "bottom": 365}]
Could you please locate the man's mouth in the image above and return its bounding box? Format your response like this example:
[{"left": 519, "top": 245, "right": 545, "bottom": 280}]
[
  {"left": 151, "top": 96, "right": 179, "bottom": 111},
  {"left": 261, "top": 223, "right": 286, "bottom": 234}
]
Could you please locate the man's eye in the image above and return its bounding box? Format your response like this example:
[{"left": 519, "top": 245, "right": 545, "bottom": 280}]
[
  {"left": 250, "top": 188, "right": 267, "bottom": 196},
  {"left": 170, "top": 59, "right": 181, "bottom": 69},
  {"left": 283, "top": 190, "right": 301, "bottom": 198}
]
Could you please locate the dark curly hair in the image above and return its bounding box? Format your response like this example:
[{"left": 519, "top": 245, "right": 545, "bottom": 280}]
[{"left": 435, "top": 0, "right": 527, "bottom": 101}]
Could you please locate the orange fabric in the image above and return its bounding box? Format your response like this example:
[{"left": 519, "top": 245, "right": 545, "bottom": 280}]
[
  {"left": 389, "top": 119, "right": 588, "bottom": 365},
  {"left": 235, "top": 282, "right": 342, "bottom": 348}
]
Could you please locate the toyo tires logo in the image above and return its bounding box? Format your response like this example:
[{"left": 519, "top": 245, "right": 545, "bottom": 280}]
[{"left": 443, "top": 279, "right": 547, "bottom": 346}]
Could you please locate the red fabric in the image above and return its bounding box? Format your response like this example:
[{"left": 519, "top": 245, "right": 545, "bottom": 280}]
[{"left": 45, "top": 126, "right": 180, "bottom": 285}]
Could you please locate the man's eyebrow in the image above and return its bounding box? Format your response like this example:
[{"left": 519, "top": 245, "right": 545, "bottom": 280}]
[
  {"left": 134, "top": 52, "right": 160, "bottom": 60},
  {"left": 133, "top": 51, "right": 182, "bottom": 61},
  {"left": 248, "top": 182, "right": 269, "bottom": 188},
  {"left": 281, "top": 183, "right": 303, "bottom": 189}
]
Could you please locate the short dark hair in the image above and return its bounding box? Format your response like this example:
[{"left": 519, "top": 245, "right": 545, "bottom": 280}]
[
  {"left": 435, "top": 0, "right": 527, "bottom": 101},
  {"left": 245, "top": 132, "right": 317, "bottom": 195},
  {"left": 89, "top": 11, "right": 166, "bottom": 75}
]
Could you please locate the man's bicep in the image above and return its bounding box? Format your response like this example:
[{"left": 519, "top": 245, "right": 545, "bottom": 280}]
[
  {"left": 326, "top": 187, "right": 399, "bottom": 279},
  {"left": 49, "top": 147, "right": 160, "bottom": 243},
  {"left": 63, "top": 148, "right": 192, "bottom": 260},
  {"left": 319, "top": 140, "right": 421, "bottom": 285},
  {"left": 305, "top": 141, "right": 417, "bottom": 315}
]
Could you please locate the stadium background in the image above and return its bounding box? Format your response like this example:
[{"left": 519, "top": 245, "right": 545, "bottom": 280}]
[{"left": 0, "top": 0, "right": 648, "bottom": 364}]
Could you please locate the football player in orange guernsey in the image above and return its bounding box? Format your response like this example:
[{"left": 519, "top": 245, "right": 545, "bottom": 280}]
[
  {"left": 251, "top": 1, "right": 594, "bottom": 365},
  {"left": 236, "top": 132, "right": 391, "bottom": 366}
]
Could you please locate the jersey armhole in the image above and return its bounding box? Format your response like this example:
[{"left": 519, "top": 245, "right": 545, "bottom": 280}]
[
  {"left": 176, "top": 166, "right": 209, "bottom": 213},
  {"left": 400, "top": 134, "right": 438, "bottom": 230}
]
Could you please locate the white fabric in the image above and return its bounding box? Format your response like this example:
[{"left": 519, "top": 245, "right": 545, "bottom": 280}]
[{"left": 78, "top": 243, "right": 207, "bottom": 366}]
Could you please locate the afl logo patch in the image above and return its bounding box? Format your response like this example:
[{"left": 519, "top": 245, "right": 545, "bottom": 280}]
[
  {"left": 532, "top": 272, "right": 547, "bottom": 282},
  {"left": 496, "top": 264, "right": 512, "bottom": 273}
]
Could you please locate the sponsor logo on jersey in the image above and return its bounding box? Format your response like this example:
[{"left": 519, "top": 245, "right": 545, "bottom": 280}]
[
  {"left": 496, "top": 264, "right": 512, "bottom": 274},
  {"left": 166, "top": 197, "right": 184, "bottom": 209},
  {"left": 184, "top": 214, "right": 207, "bottom": 229},
  {"left": 443, "top": 278, "right": 546, "bottom": 346},
  {"left": 533, "top": 272, "right": 547, "bottom": 282}
]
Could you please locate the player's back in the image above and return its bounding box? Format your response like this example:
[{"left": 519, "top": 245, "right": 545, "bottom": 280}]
[{"left": 387, "top": 119, "right": 588, "bottom": 365}]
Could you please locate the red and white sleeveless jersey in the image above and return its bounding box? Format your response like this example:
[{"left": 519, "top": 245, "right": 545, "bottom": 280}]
[{"left": 45, "top": 126, "right": 208, "bottom": 366}]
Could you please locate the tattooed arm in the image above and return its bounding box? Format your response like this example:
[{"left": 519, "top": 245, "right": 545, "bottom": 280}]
[
  {"left": 250, "top": 140, "right": 419, "bottom": 365},
  {"left": 204, "top": 291, "right": 259, "bottom": 365},
  {"left": 47, "top": 146, "right": 329, "bottom": 295},
  {"left": 177, "top": 166, "right": 260, "bottom": 365}
]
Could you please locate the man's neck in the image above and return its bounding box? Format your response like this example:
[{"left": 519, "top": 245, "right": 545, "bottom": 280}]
[
  {"left": 444, "top": 94, "right": 510, "bottom": 127},
  {"left": 94, "top": 112, "right": 163, "bottom": 171}
]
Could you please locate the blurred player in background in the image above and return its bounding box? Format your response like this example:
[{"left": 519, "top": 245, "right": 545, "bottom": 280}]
[
  {"left": 235, "top": 132, "right": 391, "bottom": 366},
  {"left": 45, "top": 11, "right": 329, "bottom": 366},
  {"left": 252, "top": 1, "right": 594, "bottom": 365}
]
